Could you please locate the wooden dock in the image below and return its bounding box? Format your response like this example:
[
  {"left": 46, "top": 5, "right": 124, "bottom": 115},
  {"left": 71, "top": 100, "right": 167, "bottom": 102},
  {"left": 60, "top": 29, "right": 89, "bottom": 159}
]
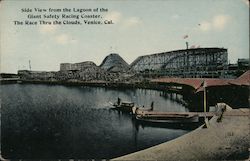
[{"left": 134, "top": 103, "right": 249, "bottom": 122}]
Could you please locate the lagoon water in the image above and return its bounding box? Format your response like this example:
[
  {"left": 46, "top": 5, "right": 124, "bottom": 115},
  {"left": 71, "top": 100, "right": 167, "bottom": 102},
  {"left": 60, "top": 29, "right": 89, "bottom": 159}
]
[{"left": 1, "top": 84, "right": 193, "bottom": 159}]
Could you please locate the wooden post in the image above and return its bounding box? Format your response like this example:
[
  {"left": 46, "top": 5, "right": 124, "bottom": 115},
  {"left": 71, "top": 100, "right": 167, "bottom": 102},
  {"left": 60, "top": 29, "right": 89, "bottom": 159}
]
[
  {"left": 203, "top": 81, "right": 209, "bottom": 128},
  {"left": 204, "top": 85, "right": 206, "bottom": 114}
]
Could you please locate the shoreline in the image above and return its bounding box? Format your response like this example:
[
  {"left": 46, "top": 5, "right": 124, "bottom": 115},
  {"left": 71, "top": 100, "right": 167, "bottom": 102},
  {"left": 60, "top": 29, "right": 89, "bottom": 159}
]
[{"left": 0, "top": 79, "right": 193, "bottom": 93}]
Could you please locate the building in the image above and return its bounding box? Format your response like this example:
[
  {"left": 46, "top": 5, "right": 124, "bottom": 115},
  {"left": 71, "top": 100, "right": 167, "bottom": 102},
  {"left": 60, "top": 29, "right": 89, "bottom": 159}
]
[
  {"left": 18, "top": 70, "right": 57, "bottom": 81},
  {"left": 60, "top": 61, "right": 97, "bottom": 71},
  {"left": 237, "top": 58, "right": 249, "bottom": 70},
  {"left": 60, "top": 63, "right": 72, "bottom": 71}
]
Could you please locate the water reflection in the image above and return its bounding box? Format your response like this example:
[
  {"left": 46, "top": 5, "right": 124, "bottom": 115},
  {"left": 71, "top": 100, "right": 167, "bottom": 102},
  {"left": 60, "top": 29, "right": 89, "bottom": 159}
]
[{"left": 160, "top": 91, "right": 189, "bottom": 107}]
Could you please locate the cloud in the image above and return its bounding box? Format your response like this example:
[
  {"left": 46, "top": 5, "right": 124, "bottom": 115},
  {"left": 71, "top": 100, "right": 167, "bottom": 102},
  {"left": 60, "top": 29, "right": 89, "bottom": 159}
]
[
  {"left": 104, "top": 11, "right": 142, "bottom": 28},
  {"left": 212, "top": 15, "right": 230, "bottom": 30},
  {"left": 198, "top": 14, "right": 230, "bottom": 32},
  {"left": 38, "top": 25, "right": 77, "bottom": 45},
  {"left": 171, "top": 14, "right": 180, "bottom": 20},
  {"left": 123, "top": 17, "right": 142, "bottom": 27},
  {"left": 39, "top": 24, "right": 57, "bottom": 34},
  {"left": 104, "top": 11, "right": 122, "bottom": 23},
  {"left": 55, "top": 34, "right": 77, "bottom": 45},
  {"left": 56, "top": 34, "right": 68, "bottom": 44},
  {"left": 199, "top": 21, "right": 211, "bottom": 31}
]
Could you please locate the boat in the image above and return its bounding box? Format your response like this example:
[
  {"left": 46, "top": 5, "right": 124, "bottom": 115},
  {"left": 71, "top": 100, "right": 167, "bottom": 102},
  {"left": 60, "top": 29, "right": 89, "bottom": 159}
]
[
  {"left": 136, "top": 113, "right": 199, "bottom": 123},
  {"left": 132, "top": 117, "right": 201, "bottom": 130},
  {"left": 134, "top": 109, "right": 199, "bottom": 123},
  {"left": 111, "top": 101, "right": 135, "bottom": 112},
  {"left": 132, "top": 106, "right": 153, "bottom": 115}
]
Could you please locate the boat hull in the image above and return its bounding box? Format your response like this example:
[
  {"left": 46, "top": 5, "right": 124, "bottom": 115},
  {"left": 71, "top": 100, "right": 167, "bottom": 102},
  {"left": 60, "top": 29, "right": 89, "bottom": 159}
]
[
  {"left": 133, "top": 117, "right": 201, "bottom": 130},
  {"left": 111, "top": 101, "right": 135, "bottom": 113},
  {"left": 113, "top": 105, "right": 133, "bottom": 112},
  {"left": 135, "top": 114, "right": 199, "bottom": 123}
]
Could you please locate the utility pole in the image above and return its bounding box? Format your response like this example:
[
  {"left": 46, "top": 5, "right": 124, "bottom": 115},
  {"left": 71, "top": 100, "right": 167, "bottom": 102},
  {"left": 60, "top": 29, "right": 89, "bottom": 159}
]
[
  {"left": 29, "top": 60, "right": 31, "bottom": 71},
  {"left": 185, "top": 42, "right": 189, "bottom": 77},
  {"left": 203, "top": 80, "right": 209, "bottom": 128}
]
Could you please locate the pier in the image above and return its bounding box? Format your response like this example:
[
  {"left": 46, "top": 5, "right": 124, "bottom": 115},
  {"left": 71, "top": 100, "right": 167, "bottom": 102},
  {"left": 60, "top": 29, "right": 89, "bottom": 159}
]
[{"left": 134, "top": 106, "right": 249, "bottom": 118}]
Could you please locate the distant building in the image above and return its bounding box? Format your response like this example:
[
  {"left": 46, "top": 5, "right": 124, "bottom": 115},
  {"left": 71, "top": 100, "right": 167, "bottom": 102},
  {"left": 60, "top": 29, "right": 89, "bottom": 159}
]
[
  {"left": 60, "top": 63, "right": 71, "bottom": 71},
  {"left": 18, "top": 70, "right": 56, "bottom": 81},
  {"left": 58, "top": 61, "right": 112, "bottom": 81},
  {"left": 0, "top": 73, "right": 19, "bottom": 78},
  {"left": 237, "top": 58, "right": 249, "bottom": 70},
  {"left": 60, "top": 61, "right": 97, "bottom": 71}
]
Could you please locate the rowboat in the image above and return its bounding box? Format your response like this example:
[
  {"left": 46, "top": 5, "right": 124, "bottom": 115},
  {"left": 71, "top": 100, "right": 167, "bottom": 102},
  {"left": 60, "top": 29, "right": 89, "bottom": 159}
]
[{"left": 110, "top": 101, "right": 135, "bottom": 112}]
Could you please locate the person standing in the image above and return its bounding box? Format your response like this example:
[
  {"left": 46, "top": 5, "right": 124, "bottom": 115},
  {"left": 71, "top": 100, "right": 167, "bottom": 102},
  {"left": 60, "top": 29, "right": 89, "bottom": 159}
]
[
  {"left": 150, "top": 101, "right": 154, "bottom": 111},
  {"left": 117, "top": 97, "right": 121, "bottom": 105}
]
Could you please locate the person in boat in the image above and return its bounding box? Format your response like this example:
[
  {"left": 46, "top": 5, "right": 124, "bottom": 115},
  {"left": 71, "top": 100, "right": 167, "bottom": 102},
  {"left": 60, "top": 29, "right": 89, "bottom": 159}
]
[
  {"left": 150, "top": 101, "right": 154, "bottom": 111},
  {"left": 117, "top": 97, "right": 121, "bottom": 105}
]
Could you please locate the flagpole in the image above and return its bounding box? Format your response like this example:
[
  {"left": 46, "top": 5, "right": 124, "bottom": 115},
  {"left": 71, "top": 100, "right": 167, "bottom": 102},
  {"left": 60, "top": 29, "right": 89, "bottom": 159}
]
[
  {"left": 204, "top": 84, "right": 206, "bottom": 114},
  {"left": 203, "top": 80, "right": 209, "bottom": 127}
]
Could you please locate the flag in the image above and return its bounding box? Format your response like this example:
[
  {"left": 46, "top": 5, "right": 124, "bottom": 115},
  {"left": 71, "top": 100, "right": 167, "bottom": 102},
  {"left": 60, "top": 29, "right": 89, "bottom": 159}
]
[{"left": 183, "top": 35, "right": 188, "bottom": 39}]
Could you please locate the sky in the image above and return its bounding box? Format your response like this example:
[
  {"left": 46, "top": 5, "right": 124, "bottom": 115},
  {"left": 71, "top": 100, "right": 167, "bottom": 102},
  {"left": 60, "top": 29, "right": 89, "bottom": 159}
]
[{"left": 0, "top": 0, "right": 249, "bottom": 73}]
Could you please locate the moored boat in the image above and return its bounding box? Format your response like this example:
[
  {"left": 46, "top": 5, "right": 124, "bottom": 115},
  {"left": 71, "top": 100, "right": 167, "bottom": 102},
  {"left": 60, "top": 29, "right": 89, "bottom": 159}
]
[
  {"left": 111, "top": 100, "right": 135, "bottom": 112},
  {"left": 135, "top": 113, "right": 199, "bottom": 123},
  {"left": 132, "top": 106, "right": 153, "bottom": 115},
  {"left": 133, "top": 108, "right": 199, "bottom": 123}
]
